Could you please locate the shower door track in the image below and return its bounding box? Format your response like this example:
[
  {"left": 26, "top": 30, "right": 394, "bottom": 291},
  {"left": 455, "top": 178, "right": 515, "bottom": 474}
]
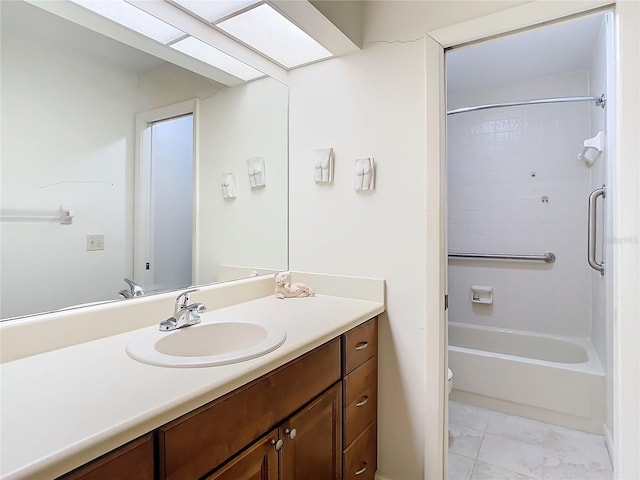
[{"left": 447, "top": 94, "right": 606, "bottom": 115}]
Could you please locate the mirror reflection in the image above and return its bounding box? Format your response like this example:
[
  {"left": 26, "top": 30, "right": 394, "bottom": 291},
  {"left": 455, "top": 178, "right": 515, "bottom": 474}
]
[{"left": 0, "top": 1, "right": 288, "bottom": 320}]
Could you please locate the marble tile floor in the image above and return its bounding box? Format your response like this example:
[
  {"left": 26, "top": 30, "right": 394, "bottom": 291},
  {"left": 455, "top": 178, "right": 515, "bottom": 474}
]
[{"left": 448, "top": 401, "right": 613, "bottom": 480}]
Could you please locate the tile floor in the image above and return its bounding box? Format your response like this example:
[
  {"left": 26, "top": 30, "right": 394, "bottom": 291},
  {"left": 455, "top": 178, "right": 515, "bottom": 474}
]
[{"left": 448, "top": 401, "right": 613, "bottom": 480}]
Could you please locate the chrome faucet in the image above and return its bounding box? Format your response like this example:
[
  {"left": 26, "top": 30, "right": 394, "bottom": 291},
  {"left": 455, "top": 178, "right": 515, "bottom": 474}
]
[
  {"left": 119, "top": 278, "right": 145, "bottom": 299},
  {"left": 159, "top": 289, "right": 206, "bottom": 331}
]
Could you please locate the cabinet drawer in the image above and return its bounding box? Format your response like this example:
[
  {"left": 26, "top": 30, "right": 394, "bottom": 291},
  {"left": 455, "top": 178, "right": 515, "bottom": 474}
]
[
  {"left": 159, "top": 339, "right": 341, "bottom": 480},
  {"left": 58, "top": 434, "right": 154, "bottom": 480},
  {"left": 343, "top": 422, "right": 377, "bottom": 480},
  {"left": 342, "top": 318, "right": 378, "bottom": 375},
  {"left": 343, "top": 356, "right": 377, "bottom": 447}
]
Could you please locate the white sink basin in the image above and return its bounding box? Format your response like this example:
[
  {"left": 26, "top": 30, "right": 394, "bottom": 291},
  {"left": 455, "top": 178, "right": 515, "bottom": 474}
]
[{"left": 126, "top": 320, "right": 286, "bottom": 368}]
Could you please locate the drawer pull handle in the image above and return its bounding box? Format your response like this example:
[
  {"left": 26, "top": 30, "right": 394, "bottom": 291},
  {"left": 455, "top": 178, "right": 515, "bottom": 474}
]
[
  {"left": 271, "top": 439, "right": 284, "bottom": 451},
  {"left": 285, "top": 428, "right": 297, "bottom": 440},
  {"left": 355, "top": 342, "right": 369, "bottom": 351},
  {"left": 355, "top": 396, "right": 369, "bottom": 407},
  {"left": 355, "top": 462, "right": 368, "bottom": 476}
]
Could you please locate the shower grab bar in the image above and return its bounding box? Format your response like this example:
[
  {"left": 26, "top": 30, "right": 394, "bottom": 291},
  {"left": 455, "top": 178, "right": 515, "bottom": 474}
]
[
  {"left": 447, "top": 94, "right": 606, "bottom": 115},
  {"left": 448, "top": 252, "right": 556, "bottom": 263},
  {"left": 588, "top": 185, "right": 606, "bottom": 275}
]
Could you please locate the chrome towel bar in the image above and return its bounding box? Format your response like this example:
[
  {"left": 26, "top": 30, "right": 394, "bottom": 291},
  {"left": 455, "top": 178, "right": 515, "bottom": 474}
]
[{"left": 448, "top": 252, "right": 556, "bottom": 263}]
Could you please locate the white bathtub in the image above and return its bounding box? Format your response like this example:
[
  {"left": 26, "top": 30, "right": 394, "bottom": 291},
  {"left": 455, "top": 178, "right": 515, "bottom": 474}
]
[{"left": 448, "top": 322, "right": 605, "bottom": 433}]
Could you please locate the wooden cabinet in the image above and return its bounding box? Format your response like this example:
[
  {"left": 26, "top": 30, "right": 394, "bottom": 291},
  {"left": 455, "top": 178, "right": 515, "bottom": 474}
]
[
  {"left": 343, "top": 423, "right": 377, "bottom": 480},
  {"left": 342, "top": 317, "right": 377, "bottom": 375},
  {"left": 280, "top": 383, "right": 342, "bottom": 480},
  {"left": 203, "top": 431, "right": 279, "bottom": 480},
  {"left": 58, "top": 434, "right": 154, "bottom": 480},
  {"left": 206, "top": 384, "right": 342, "bottom": 480},
  {"left": 159, "top": 339, "right": 340, "bottom": 480},
  {"left": 342, "top": 318, "right": 378, "bottom": 480}
]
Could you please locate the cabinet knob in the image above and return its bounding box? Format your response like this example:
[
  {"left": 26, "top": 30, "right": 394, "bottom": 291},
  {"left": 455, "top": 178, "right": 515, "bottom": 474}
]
[
  {"left": 355, "top": 395, "right": 369, "bottom": 407},
  {"left": 355, "top": 462, "right": 368, "bottom": 476},
  {"left": 285, "top": 428, "right": 297, "bottom": 440},
  {"left": 271, "top": 438, "right": 284, "bottom": 451},
  {"left": 355, "top": 341, "right": 369, "bottom": 351}
]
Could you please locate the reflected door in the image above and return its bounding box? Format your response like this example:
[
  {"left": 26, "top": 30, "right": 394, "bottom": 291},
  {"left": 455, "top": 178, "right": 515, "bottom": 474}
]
[{"left": 147, "top": 114, "right": 194, "bottom": 291}]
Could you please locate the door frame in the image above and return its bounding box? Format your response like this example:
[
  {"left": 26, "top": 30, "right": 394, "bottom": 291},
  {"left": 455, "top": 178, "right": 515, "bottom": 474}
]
[
  {"left": 134, "top": 99, "right": 199, "bottom": 289},
  {"left": 424, "top": 1, "right": 640, "bottom": 478}
]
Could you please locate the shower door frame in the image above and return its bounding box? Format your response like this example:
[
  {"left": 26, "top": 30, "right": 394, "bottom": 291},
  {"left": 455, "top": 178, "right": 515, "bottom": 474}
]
[{"left": 424, "top": 1, "right": 640, "bottom": 479}]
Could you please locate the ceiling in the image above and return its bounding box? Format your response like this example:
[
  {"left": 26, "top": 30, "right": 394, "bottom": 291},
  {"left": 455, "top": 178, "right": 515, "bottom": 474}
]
[
  {"left": 2, "top": 0, "right": 166, "bottom": 74},
  {"left": 446, "top": 11, "right": 606, "bottom": 97},
  {"left": 17, "top": 0, "right": 360, "bottom": 87}
]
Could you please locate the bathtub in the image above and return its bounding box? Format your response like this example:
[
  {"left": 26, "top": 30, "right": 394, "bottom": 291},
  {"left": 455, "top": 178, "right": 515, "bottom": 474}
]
[{"left": 448, "top": 322, "right": 605, "bottom": 433}]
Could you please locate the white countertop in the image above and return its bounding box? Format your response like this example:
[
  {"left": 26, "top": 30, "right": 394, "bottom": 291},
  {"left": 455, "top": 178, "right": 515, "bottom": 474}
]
[{"left": 0, "top": 294, "right": 384, "bottom": 480}]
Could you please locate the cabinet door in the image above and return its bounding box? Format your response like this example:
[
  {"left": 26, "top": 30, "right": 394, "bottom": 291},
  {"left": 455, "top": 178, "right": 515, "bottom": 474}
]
[
  {"left": 58, "top": 434, "right": 153, "bottom": 480},
  {"left": 280, "top": 383, "right": 342, "bottom": 480},
  {"left": 204, "top": 431, "right": 279, "bottom": 480},
  {"left": 159, "top": 339, "right": 340, "bottom": 480}
]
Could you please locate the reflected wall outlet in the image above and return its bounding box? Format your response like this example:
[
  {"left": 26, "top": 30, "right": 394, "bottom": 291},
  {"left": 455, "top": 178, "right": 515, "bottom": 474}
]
[{"left": 87, "top": 235, "right": 104, "bottom": 251}]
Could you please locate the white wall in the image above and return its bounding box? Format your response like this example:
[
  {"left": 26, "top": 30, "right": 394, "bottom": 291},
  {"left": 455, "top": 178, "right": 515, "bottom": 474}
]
[
  {"left": 196, "top": 77, "right": 289, "bottom": 284},
  {"left": 289, "top": 39, "right": 428, "bottom": 479},
  {"left": 447, "top": 71, "right": 594, "bottom": 337},
  {"left": 0, "top": 13, "right": 137, "bottom": 317}
]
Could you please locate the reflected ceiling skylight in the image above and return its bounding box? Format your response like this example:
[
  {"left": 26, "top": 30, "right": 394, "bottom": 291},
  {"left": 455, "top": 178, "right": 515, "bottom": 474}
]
[
  {"left": 70, "top": 0, "right": 184, "bottom": 44},
  {"left": 171, "top": 36, "right": 264, "bottom": 81},
  {"left": 172, "top": 0, "right": 260, "bottom": 23},
  {"left": 217, "top": 4, "right": 333, "bottom": 68}
]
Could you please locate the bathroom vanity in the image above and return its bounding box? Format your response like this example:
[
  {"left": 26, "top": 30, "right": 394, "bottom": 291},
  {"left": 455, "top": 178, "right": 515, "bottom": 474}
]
[
  {"left": 0, "top": 274, "right": 384, "bottom": 480},
  {"left": 57, "top": 318, "right": 378, "bottom": 480}
]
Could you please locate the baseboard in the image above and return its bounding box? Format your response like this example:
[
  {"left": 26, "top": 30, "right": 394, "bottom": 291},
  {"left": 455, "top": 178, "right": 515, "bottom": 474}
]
[
  {"left": 375, "top": 475, "right": 393, "bottom": 480},
  {"left": 603, "top": 423, "right": 614, "bottom": 467}
]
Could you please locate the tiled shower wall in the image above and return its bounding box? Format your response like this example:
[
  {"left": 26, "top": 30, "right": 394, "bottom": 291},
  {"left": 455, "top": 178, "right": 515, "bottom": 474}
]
[{"left": 447, "top": 72, "right": 595, "bottom": 337}]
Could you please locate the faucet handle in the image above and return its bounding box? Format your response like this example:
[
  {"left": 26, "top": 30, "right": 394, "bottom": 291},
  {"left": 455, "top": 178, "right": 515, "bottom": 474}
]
[{"left": 175, "top": 288, "right": 199, "bottom": 310}]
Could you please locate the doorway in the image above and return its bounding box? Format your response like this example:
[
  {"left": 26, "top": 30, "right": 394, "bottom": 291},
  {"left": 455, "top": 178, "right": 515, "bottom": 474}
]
[
  {"left": 148, "top": 114, "right": 194, "bottom": 291},
  {"left": 444, "top": 11, "right": 614, "bottom": 480},
  {"left": 134, "top": 100, "right": 197, "bottom": 294}
]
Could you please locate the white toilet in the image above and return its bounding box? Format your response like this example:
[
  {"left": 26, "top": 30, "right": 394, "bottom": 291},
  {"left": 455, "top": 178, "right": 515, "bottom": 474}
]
[{"left": 447, "top": 368, "right": 454, "bottom": 395}]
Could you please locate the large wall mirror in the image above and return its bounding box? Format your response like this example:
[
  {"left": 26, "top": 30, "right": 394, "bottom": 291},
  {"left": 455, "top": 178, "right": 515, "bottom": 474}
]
[{"left": 0, "top": 1, "right": 288, "bottom": 320}]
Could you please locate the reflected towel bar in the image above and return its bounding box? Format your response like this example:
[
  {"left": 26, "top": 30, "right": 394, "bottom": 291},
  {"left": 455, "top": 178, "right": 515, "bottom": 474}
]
[
  {"left": 448, "top": 252, "right": 556, "bottom": 263},
  {"left": 0, "top": 206, "right": 74, "bottom": 225}
]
